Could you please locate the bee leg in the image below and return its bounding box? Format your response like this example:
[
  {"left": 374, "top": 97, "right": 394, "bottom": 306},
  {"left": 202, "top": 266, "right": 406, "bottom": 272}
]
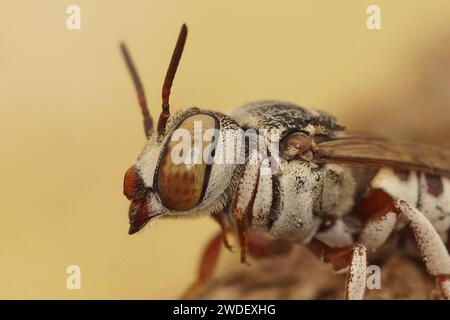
[
  {"left": 307, "top": 239, "right": 368, "bottom": 299},
  {"left": 236, "top": 221, "right": 250, "bottom": 265},
  {"left": 211, "top": 212, "right": 233, "bottom": 251},
  {"left": 181, "top": 231, "right": 223, "bottom": 299},
  {"left": 345, "top": 243, "right": 368, "bottom": 300},
  {"left": 232, "top": 226, "right": 294, "bottom": 264},
  {"left": 356, "top": 189, "right": 398, "bottom": 252},
  {"left": 396, "top": 199, "right": 450, "bottom": 300},
  {"left": 231, "top": 153, "right": 261, "bottom": 264},
  {"left": 307, "top": 239, "right": 351, "bottom": 271},
  {"left": 354, "top": 191, "right": 450, "bottom": 299},
  {"left": 246, "top": 233, "right": 293, "bottom": 259},
  {"left": 236, "top": 228, "right": 295, "bottom": 264}
]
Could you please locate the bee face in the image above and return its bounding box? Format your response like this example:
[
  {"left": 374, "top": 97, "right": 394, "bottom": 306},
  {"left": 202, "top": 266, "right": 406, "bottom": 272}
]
[
  {"left": 124, "top": 108, "right": 243, "bottom": 234},
  {"left": 121, "top": 25, "right": 247, "bottom": 234}
]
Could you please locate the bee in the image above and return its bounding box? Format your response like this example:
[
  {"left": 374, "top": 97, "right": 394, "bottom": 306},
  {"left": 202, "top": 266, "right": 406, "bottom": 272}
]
[{"left": 121, "top": 24, "right": 450, "bottom": 300}]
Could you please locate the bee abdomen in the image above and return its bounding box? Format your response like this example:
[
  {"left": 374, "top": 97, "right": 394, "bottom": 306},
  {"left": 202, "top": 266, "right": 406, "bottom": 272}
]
[{"left": 371, "top": 167, "right": 450, "bottom": 241}]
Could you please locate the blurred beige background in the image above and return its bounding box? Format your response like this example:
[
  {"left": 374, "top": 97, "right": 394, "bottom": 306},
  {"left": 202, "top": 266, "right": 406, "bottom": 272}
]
[{"left": 0, "top": 0, "right": 449, "bottom": 299}]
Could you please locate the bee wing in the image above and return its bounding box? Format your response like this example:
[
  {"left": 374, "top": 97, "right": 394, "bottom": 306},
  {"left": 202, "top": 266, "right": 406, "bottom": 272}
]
[{"left": 313, "top": 134, "right": 450, "bottom": 177}]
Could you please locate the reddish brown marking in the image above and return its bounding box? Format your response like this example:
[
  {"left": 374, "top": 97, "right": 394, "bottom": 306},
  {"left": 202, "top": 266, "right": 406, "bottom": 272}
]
[
  {"left": 237, "top": 221, "right": 249, "bottom": 264},
  {"left": 307, "top": 238, "right": 353, "bottom": 271},
  {"left": 307, "top": 238, "right": 328, "bottom": 259},
  {"left": 211, "top": 213, "right": 233, "bottom": 251},
  {"left": 119, "top": 43, "right": 153, "bottom": 137},
  {"left": 128, "top": 197, "right": 150, "bottom": 235},
  {"left": 182, "top": 231, "right": 222, "bottom": 299},
  {"left": 246, "top": 233, "right": 270, "bottom": 258},
  {"left": 247, "top": 234, "right": 292, "bottom": 259},
  {"left": 354, "top": 188, "right": 397, "bottom": 223},
  {"left": 157, "top": 109, "right": 171, "bottom": 137},
  {"left": 437, "top": 275, "right": 450, "bottom": 299},
  {"left": 198, "top": 233, "right": 223, "bottom": 282},
  {"left": 394, "top": 169, "right": 410, "bottom": 181},
  {"left": 231, "top": 159, "right": 261, "bottom": 264},
  {"left": 324, "top": 246, "right": 353, "bottom": 271},
  {"left": 231, "top": 161, "right": 260, "bottom": 224},
  {"left": 123, "top": 165, "right": 146, "bottom": 200},
  {"left": 446, "top": 229, "right": 450, "bottom": 253},
  {"left": 157, "top": 24, "right": 188, "bottom": 136},
  {"left": 425, "top": 173, "right": 444, "bottom": 197}
]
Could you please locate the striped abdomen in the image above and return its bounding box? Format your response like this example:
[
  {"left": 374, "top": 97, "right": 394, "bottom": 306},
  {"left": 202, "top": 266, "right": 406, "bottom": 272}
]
[{"left": 370, "top": 167, "right": 450, "bottom": 242}]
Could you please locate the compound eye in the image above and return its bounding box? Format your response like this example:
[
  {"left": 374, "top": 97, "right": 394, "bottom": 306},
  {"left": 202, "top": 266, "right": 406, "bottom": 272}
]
[{"left": 156, "top": 114, "right": 219, "bottom": 211}]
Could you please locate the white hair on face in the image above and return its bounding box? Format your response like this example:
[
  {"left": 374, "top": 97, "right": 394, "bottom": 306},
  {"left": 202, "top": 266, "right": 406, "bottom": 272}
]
[{"left": 135, "top": 135, "right": 162, "bottom": 187}]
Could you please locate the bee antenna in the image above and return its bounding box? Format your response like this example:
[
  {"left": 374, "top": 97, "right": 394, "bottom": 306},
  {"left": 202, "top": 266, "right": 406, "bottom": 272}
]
[
  {"left": 157, "top": 24, "right": 188, "bottom": 136},
  {"left": 120, "top": 42, "right": 153, "bottom": 138}
]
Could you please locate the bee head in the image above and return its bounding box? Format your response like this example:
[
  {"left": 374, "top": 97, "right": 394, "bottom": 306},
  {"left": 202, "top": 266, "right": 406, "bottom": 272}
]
[{"left": 121, "top": 25, "right": 242, "bottom": 234}]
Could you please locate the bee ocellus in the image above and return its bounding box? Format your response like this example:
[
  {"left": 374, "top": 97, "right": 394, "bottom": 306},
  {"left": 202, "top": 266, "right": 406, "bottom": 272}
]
[{"left": 120, "top": 24, "right": 450, "bottom": 300}]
